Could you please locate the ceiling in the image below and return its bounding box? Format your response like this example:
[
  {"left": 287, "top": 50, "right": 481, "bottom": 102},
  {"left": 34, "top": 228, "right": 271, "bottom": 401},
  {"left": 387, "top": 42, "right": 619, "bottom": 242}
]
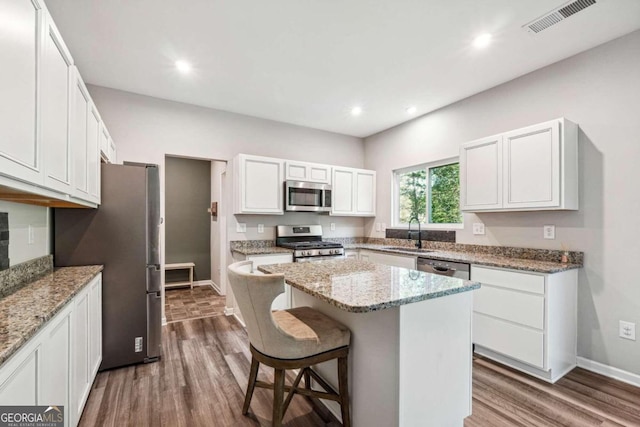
[{"left": 46, "top": 0, "right": 640, "bottom": 138}]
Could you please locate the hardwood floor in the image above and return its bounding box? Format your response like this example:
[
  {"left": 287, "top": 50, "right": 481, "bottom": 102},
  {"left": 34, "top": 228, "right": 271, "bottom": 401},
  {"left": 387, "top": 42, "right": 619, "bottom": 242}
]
[
  {"left": 164, "top": 285, "right": 226, "bottom": 323},
  {"left": 80, "top": 314, "right": 640, "bottom": 426}
]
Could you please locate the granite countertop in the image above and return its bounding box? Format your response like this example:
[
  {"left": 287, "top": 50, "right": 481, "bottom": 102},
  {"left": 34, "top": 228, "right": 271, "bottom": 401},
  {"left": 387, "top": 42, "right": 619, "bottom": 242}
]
[
  {"left": 232, "top": 246, "right": 293, "bottom": 256},
  {"left": 259, "top": 259, "right": 480, "bottom": 313},
  {"left": 346, "top": 244, "right": 581, "bottom": 273},
  {"left": 0, "top": 265, "right": 103, "bottom": 367}
]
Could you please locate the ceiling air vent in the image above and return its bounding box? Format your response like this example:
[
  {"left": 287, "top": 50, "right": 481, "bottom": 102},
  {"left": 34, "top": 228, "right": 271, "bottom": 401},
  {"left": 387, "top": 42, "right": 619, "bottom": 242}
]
[{"left": 523, "top": 0, "right": 597, "bottom": 34}]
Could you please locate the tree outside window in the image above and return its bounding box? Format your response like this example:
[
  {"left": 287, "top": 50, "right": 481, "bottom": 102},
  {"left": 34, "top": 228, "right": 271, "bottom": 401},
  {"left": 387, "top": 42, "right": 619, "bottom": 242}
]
[{"left": 395, "top": 162, "right": 462, "bottom": 226}]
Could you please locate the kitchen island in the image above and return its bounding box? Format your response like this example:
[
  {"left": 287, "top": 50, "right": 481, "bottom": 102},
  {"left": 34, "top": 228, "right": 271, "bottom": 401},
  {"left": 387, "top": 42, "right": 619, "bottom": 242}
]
[{"left": 259, "top": 259, "right": 481, "bottom": 427}]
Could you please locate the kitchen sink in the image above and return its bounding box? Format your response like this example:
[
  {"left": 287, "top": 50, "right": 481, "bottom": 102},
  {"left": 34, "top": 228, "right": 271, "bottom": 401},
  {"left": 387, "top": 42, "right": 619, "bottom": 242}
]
[{"left": 381, "top": 246, "right": 433, "bottom": 254}]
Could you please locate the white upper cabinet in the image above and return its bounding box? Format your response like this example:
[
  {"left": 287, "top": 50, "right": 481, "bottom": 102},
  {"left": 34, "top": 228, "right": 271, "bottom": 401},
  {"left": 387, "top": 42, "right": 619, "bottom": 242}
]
[
  {"left": 86, "top": 102, "right": 100, "bottom": 202},
  {"left": 108, "top": 138, "right": 117, "bottom": 164},
  {"left": 0, "top": 0, "right": 43, "bottom": 185},
  {"left": 234, "top": 154, "right": 284, "bottom": 214},
  {"left": 0, "top": 2, "right": 106, "bottom": 208},
  {"left": 70, "top": 67, "right": 90, "bottom": 201},
  {"left": 331, "top": 167, "right": 376, "bottom": 216},
  {"left": 99, "top": 123, "right": 117, "bottom": 164},
  {"left": 285, "top": 160, "right": 331, "bottom": 184},
  {"left": 460, "top": 135, "right": 502, "bottom": 211},
  {"left": 460, "top": 118, "right": 578, "bottom": 212},
  {"left": 41, "top": 10, "right": 73, "bottom": 194}
]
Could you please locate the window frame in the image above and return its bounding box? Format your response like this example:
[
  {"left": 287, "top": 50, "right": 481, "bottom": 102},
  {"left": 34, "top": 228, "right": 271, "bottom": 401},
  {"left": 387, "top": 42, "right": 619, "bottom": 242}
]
[{"left": 392, "top": 157, "right": 464, "bottom": 230}]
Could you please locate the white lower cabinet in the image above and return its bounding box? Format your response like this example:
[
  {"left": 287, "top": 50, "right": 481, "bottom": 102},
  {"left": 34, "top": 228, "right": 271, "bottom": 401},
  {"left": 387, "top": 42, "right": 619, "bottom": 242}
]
[
  {"left": 0, "top": 345, "right": 38, "bottom": 405},
  {"left": 471, "top": 266, "right": 577, "bottom": 383},
  {"left": 40, "top": 304, "right": 72, "bottom": 410},
  {"left": 0, "top": 273, "right": 102, "bottom": 427},
  {"left": 344, "top": 249, "right": 358, "bottom": 260},
  {"left": 358, "top": 250, "right": 416, "bottom": 269},
  {"left": 230, "top": 253, "right": 293, "bottom": 323}
]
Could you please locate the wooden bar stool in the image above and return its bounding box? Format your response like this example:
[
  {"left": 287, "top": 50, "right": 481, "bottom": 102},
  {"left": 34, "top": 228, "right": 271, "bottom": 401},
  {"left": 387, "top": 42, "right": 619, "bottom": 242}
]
[{"left": 227, "top": 260, "right": 351, "bottom": 427}]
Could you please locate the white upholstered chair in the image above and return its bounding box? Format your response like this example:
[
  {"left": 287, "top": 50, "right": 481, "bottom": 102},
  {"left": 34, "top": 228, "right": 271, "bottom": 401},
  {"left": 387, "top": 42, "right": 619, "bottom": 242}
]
[{"left": 227, "top": 260, "right": 351, "bottom": 427}]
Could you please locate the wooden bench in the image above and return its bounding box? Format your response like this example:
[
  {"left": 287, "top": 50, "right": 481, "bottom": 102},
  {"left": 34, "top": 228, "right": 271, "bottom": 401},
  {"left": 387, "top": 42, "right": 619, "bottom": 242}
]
[{"left": 165, "top": 262, "right": 195, "bottom": 289}]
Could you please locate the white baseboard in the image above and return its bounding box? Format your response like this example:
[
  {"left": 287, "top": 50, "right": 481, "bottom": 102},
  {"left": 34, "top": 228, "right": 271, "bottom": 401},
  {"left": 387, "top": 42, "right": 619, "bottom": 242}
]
[
  {"left": 193, "top": 280, "right": 213, "bottom": 287},
  {"left": 233, "top": 312, "right": 246, "bottom": 327},
  {"left": 209, "top": 280, "right": 222, "bottom": 294},
  {"left": 577, "top": 357, "right": 640, "bottom": 388}
]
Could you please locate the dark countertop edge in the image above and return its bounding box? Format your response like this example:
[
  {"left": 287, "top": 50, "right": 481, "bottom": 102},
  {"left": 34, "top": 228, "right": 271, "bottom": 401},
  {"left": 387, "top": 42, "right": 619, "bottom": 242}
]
[{"left": 0, "top": 265, "right": 103, "bottom": 368}]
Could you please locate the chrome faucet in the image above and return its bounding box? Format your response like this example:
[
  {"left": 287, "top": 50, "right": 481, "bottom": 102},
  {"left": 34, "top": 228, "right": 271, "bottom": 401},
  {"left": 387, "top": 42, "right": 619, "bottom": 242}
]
[{"left": 407, "top": 216, "right": 422, "bottom": 249}]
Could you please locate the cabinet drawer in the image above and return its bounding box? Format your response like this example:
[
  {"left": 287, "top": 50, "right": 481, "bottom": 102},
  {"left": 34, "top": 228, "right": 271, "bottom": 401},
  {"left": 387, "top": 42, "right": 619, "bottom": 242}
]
[
  {"left": 474, "top": 313, "right": 545, "bottom": 369},
  {"left": 472, "top": 266, "right": 545, "bottom": 294},
  {"left": 474, "top": 285, "right": 544, "bottom": 329}
]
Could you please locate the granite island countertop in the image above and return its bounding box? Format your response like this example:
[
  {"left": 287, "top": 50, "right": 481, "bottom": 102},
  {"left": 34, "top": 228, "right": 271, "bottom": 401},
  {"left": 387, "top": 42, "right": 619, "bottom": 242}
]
[
  {"left": 0, "top": 265, "right": 103, "bottom": 367},
  {"left": 258, "top": 258, "right": 480, "bottom": 313}
]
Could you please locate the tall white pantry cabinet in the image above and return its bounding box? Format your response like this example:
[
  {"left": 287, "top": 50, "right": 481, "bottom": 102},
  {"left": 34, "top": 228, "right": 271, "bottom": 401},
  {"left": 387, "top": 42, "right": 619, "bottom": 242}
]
[{"left": 0, "top": 0, "right": 116, "bottom": 207}]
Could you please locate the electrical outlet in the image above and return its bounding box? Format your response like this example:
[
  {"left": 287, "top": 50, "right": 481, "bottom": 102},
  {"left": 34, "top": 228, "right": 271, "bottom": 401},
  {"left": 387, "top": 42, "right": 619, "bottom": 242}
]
[
  {"left": 28, "top": 225, "right": 34, "bottom": 244},
  {"left": 236, "top": 223, "right": 247, "bottom": 233},
  {"left": 381, "top": 223, "right": 386, "bottom": 231},
  {"left": 619, "top": 321, "right": 636, "bottom": 341},
  {"left": 257, "top": 224, "right": 264, "bottom": 233},
  {"left": 543, "top": 225, "right": 555, "bottom": 240},
  {"left": 375, "top": 223, "right": 381, "bottom": 232},
  {"left": 472, "top": 223, "right": 485, "bottom": 235},
  {"left": 330, "top": 223, "right": 335, "bottom": 231}
]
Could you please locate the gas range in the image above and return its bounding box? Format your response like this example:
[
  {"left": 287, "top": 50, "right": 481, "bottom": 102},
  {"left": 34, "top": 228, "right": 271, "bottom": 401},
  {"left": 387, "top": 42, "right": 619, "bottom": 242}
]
[{"left": 276, "top": 225, "right": 344, "bottom": 262}]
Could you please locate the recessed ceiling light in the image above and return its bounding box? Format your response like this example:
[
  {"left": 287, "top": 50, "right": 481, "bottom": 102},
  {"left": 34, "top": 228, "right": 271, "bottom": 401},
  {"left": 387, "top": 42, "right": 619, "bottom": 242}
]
[
  {"left": 351, "top": 106, "right": 362, "bottom": 116},
  {"left": 175, "top": 60, "right": 192, "bottom": 73},
  {"left": 406, "top": 106, "right": 417, "bottom": 115},
  {"left": 473, "top": 33, "right": 492, "bottom": 49}
]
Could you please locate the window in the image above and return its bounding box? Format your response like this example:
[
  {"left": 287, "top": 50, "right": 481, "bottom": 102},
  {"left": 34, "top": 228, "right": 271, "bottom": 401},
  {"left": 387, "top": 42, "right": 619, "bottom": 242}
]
[{"left": 394, "top": 160, "right": 462, "bottom": 227}]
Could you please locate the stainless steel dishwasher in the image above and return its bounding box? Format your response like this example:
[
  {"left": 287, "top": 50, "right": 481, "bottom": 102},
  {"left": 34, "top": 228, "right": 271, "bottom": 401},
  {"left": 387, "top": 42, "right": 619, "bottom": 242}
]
[{"left": 417, "top": 257, "right": 470, "bottom": 280}]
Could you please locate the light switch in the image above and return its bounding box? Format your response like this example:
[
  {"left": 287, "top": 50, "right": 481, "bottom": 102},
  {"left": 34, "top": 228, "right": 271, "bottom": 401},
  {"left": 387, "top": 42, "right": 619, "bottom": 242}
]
[
  {"left": 330, "top": 223, "right": 336, "bottom": 231},
  {"left": 236, "top": 223, "right": 247, "bottom": 233},
  {"left": 543, "top": 225, "right": 555, "bottom": 240},
  {"left": 472, "top": 223, "right": 485, "bottom": 235}
]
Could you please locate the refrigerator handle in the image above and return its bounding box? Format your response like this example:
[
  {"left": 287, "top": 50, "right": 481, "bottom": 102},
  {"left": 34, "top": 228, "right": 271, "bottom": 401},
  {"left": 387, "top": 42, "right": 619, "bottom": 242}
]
[{"left": 147, "top": 264, "right": 162, "bottom": 293}]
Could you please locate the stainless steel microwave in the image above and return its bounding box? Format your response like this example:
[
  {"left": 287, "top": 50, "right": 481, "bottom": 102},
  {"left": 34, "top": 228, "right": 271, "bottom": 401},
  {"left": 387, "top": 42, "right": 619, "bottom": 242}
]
[{"left": 285, "top": 180, "right": 332, "bottom": 212}]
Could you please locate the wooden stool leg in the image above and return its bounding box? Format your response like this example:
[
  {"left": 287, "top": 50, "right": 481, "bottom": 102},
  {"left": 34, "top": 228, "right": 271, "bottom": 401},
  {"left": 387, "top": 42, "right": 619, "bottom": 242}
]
[
  {"left": 243, "top": 356, "right": 260, "bottom": 415},
  {"left": 304, "top": 367, "right": 311, "bottom": 390},
  {"left": 273, "top": 368, "right": 285, "bottom": 427},
  {"left": 338, "top": 355, "right": 351, "bottom": 427}
]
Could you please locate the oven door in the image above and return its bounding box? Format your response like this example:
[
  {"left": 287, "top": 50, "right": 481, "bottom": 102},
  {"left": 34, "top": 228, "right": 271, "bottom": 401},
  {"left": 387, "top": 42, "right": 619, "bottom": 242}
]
[{"left": 285, "top": 180, "right": 331, "bottom": 212}]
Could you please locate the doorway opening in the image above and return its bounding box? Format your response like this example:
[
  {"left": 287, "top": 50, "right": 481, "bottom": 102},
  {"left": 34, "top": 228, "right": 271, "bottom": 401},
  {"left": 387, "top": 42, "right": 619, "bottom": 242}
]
[{"left": 164, "top": 155, "right": 227, "bottom": 323}]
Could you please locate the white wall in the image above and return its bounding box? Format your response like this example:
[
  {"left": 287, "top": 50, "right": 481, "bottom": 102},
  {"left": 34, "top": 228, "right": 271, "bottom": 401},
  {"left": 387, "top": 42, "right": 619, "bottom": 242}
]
[
  {"left": 0, "top": 201, "right": 49, "bottom": 266},
  {"left": 365, "top": 30, "right": 640, "bottom": 375}
]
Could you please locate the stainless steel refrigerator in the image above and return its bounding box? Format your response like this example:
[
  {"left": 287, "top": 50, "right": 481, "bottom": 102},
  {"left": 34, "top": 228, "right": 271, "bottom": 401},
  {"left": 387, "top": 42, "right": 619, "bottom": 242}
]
[{"left": 54, "top": 162, "right": 162, "bottom": 371}]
